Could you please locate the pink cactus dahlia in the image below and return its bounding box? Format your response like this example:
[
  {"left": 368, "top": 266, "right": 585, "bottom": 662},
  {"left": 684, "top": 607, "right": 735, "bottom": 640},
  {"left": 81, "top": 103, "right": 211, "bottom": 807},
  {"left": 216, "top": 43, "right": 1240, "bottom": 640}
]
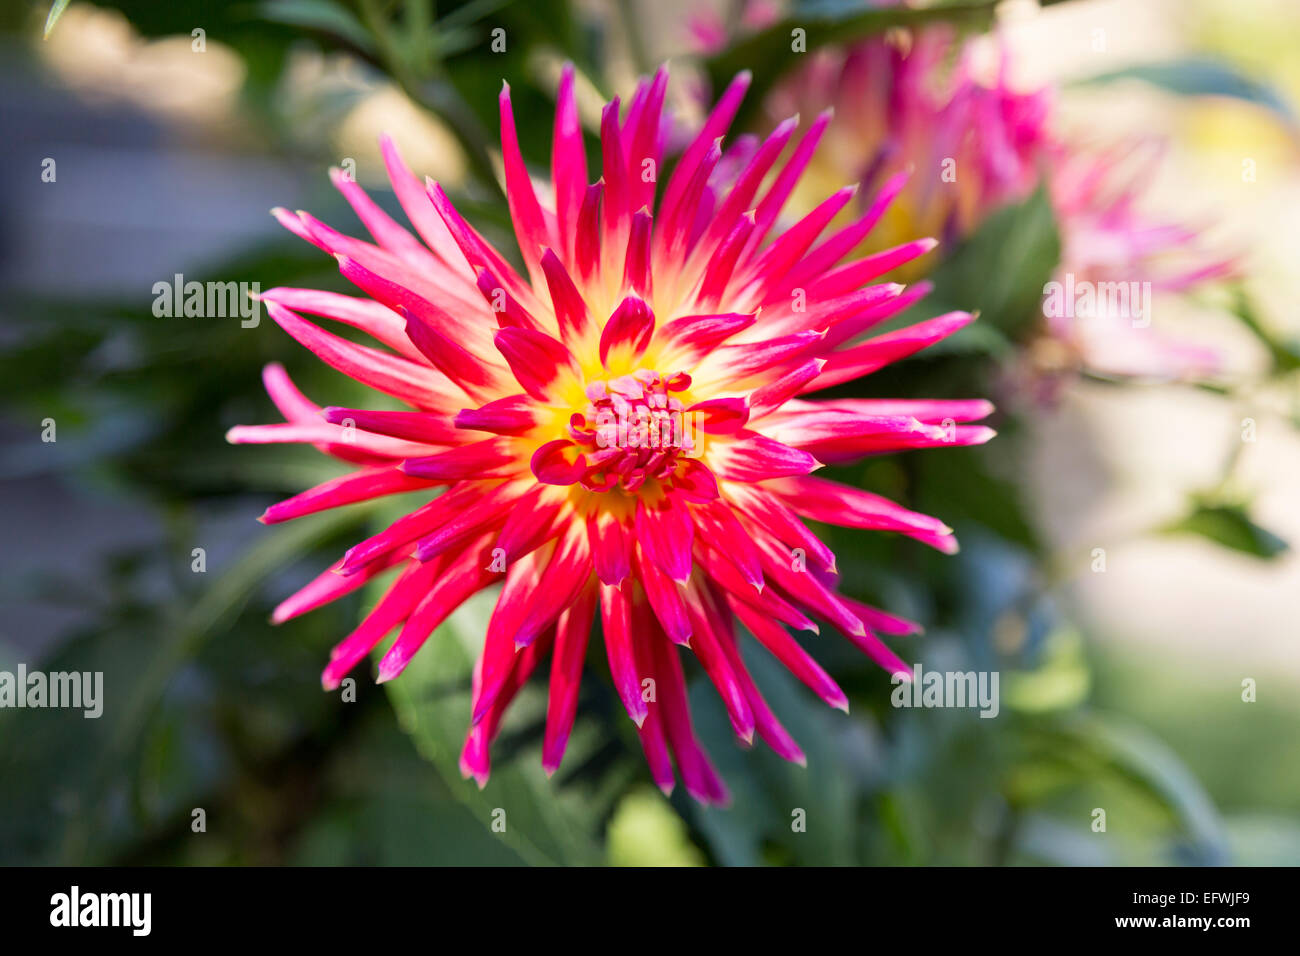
[
  {"left": 769, "top": 28, "right": 1052, "bottom": 273},
  {"left": 228, "top": 64, "right": 993, "bottom": 803},
  {"left": 770, "top": 29, "right": 1235, "bottom": 383}
]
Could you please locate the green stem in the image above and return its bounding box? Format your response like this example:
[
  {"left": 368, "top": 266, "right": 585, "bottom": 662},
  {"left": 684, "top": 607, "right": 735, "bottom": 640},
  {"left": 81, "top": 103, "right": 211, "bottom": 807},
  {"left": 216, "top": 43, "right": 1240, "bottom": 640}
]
[{"left": 357, "top": 0, "right": 498, "bottom": 188}]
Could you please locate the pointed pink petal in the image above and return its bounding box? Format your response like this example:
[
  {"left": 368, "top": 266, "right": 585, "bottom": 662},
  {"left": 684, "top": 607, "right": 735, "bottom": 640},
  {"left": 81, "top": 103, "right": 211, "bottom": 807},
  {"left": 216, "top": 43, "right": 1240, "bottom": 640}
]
[
  {"left": 454, "top": 394, "right": 539, "bottom": 436},
  {"left": 634, "top": 547, "right": 693, "bottom": 645},
  {"left": 261, "top": 464, "right": 437, "bottom": 525},
  {"left": 653, "top": 311, "right": 756, "bottom": 366},
  {"left": 543, "top": 583, "right": 597, "bottom": 774},
  {"left": 379, "top": 134, "right": 473, "bottom": 273},
  {"left": 635, "top": 497, "right": 694, "bottom": 584},
  {"left": 259, "top": 288, "right": 424, "bottom": 362},
  {"left": 401, "top": 309, "right": 501, "bottom": 393},
  {"left": 377, "top": 544, "right": 497, "bottom": 682},
  {"left": 601, "top": 582, "right": 649, "bottom": 727},
  {"left": 320, "top": 406, "right": 462, "bottom": 446},
  {"left": 499, "top": 81, "right": 552, "bottom": 284},
  {"left": 264, "top": 301, "right": 460, "bottom": 411},
  {"left": 587, "top": 511, "right": 632, "bottom": 586},
  {"left": 681, "top": 585, "right": 755, "bottom": 743},
  {"left": 551, "top": 63, "right": 588, "bottom": 262},
  {"left": 514, "top": 527, "right": 592, "bottom": 648},
  {"left": 650, "top": 628, "right": 729, "bottom": 805},
  {"left": 731, "top": 600, "right": 848, "bottom": 711},
  {"left": 496, "top": 484, "right": 567, "bottom": 561},
  {"left": 693, "top": 501, "right": 763, "bottom": 590},
  {"left": 495, "top": 327, "right": 576, "bottom": 400},
  {"left": 709, "top": 433, "right": 819, "bottom": 482},
  {"left": 540, "top": 247, "right": 595, "bottom": 342},
  {"left": 401, "top": 438, "right": 523, "bottom": 481},
  {"left": 321, "top": 559, "right": 442, "bottom": 688},
  {"left": 272, "top": 549, "right": 402, "bottom": 624},
  {"left": 686, "top": 396, "right": 749, "bottom": 434}
]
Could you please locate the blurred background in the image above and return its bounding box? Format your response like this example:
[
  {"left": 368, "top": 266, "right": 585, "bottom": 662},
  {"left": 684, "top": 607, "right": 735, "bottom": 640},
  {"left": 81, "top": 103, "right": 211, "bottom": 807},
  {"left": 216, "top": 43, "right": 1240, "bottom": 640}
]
[{"left": 1, "top": 0, "right": 1298, "bottom": 866}]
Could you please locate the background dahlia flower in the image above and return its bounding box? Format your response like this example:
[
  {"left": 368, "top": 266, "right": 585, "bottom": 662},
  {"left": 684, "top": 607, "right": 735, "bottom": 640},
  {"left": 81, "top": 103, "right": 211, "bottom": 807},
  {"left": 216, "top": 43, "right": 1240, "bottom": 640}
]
[
  {"left": 768, "top": 27, "right": 1235, "bottom": 384},
  {"left": 229, "top": 64, "right": 993, "bottom": 803}
]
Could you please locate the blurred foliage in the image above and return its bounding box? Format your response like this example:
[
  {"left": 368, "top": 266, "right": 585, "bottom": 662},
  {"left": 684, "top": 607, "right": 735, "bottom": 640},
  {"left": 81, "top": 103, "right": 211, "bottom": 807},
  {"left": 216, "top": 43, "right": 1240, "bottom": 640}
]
[
  {"left": 922, "top": 185, "right": 1062, "bottom": 344},
  {"left": 382, "top": 590, "right": 636, "bottom": 865},
  {"left": 1161, "top": 501, "right": 1289, "bottom": 560},
  {"left": 1077, "top": 57, "right": 1298, "bottom": 126},
  {"left": 1228, "top": 283, "right": 1300, "bottom": 375},
  {"left": 3, "top": 0, "right": 1298, "bottom": 867}
]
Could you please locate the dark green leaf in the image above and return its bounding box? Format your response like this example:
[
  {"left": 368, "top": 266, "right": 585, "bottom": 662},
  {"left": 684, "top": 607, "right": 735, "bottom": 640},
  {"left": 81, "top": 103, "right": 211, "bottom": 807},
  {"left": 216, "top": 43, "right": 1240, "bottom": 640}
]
[
  {"left": 688, "top": 639, "right": 863, "bottom": 866},
  {"left": 252, "top": 0, "right": 375, "bottom": 55},
  {"left": 1161, "top": 502, "right": 1289, "bottom": 559},
  {"left": 925, "top": 184, "right": 1061, "bottom": 341},
  {"left": 1022, "top": 714, "right": 1230, "bottom": 864},
  {"left": 383, "top": 592, "right": 632, "bottom": 866}
]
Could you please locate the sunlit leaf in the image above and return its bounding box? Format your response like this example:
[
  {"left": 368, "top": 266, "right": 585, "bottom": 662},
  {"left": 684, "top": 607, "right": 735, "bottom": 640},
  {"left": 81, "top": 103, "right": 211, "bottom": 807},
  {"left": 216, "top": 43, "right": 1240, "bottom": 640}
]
[
  {"left": 606, "top": 787, "right": 705, "bottom": 866},
  {"left": 43, "top": 0, "right": 72, "bottom": 39}
]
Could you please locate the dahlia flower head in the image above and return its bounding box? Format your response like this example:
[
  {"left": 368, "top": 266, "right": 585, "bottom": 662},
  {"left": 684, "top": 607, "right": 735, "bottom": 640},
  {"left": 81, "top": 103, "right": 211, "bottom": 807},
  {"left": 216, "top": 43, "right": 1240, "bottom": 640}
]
[
  {"left": 1046, "top": 141, "right": 1234, "bottom": 382},
  {"left": 229, "top": 64, "right": 995, "bottom": 804},
  {"left": 771, "top": 28, "right": 1235, "bottom": 382},
  {"left": 771, "top": 28, "right": 1052, "bottom": 267}
]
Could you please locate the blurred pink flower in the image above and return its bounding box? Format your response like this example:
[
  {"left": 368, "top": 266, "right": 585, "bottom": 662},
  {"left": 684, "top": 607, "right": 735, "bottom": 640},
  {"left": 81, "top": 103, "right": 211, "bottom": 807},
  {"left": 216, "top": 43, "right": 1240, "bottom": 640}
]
[
  {"left": 767, "top": 27, "right": 1235, "bottom": 385},
  {"left": 770, "top": 29, "right": 1051, "bottom": 259},
  {"left": 1046, "top": 143, "right": 1233, "bottom": 382},
  {"left": 229, "top": 64, "right": 992, "bottom": 802},
  {"left": 687, "top": 0, "right": 781, "bottom": 55}
]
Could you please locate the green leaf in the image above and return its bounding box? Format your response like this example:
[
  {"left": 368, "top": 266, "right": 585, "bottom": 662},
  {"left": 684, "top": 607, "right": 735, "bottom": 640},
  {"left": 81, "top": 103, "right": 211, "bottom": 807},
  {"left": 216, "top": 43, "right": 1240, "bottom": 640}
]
[
  {"left": 106, "top": 508, "right": 374, "bottom": 766},
  {"left": 383, "top": 591, "right": 633, "bottom": 866},
  {"left": 924, "top": 184, "right": 1061, "bottom": 341},
  {"left": 43, "top": 0, "right": 71, "bottom": 39},
  {"left": 1161, "top": 502, "right": 1289, "bottom": 560},
  {"left": 1078, "top": 715, "right": 1230, "bottom": 861},
  {"left": 251, "top": 0, "right": 376, "bottom": 54},
  {"left": 1226, "top": 284, "right": 1300, "bottom": 374},
  {"left": 1077, "top": 57, "right": 1296, "bottom": 125},
  {"left": 915, "top": 445, "right": 1042, "bottom": 554},
  {"left": 1016, "top": 713, "right": 1230, "bottom": 864},
  {"left": 688, "top": 639, "right": 863, "bottom": 866},
  {"left": 0, "top": 508, "right": 368, "bottom": 863}
]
